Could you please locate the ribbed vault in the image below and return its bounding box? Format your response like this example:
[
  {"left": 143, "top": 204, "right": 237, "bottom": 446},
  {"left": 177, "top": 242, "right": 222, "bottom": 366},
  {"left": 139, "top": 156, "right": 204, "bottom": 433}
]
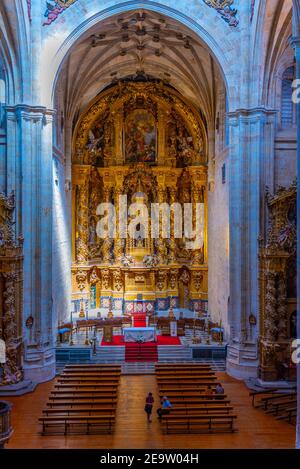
[{"left": 56, "top": 9, "right": 223, "bottom": 129}]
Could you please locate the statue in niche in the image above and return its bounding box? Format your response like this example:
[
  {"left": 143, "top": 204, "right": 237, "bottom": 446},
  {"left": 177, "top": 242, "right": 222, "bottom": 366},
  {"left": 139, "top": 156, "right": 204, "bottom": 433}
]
[{"left": 125, "top": 110, "right": 156, "bottom": 164}]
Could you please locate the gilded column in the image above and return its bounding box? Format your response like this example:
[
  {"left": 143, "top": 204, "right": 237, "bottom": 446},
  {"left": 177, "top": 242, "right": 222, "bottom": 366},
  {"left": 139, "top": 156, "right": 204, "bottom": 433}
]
[
  {"left": 189, "top": 167, "right": 207, "bottom": 265},
  {"left": 101, "top": 186, "right": 113, "bottom": 264},
  {"left": 168, "top": 185, "right": 178, "bottom": 264},
  {"left": 113, "top": 172, "right": 125, "bottom": 263},
  {"left": 73, "top": 165, "right": 90, "bottom": 264},
  {"left": 156, "top": 185, "right": 167, "bottom": 264}
]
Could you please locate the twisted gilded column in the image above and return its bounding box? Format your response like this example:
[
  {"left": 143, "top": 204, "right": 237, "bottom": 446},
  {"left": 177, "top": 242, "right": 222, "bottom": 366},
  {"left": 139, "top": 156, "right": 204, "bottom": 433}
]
[
  {"left": 73, "top": 165, "right": 90, "bottom": 264},
  {"left": 2, "top": 272, "right": 23, "bottom": 385},
  {"left": 113, "top": 176, "right": 125, "bottom": 264},
  {"left": 189, "top": 167, "right": 207, "bottom": 265},
  {"left": 101, "top": 186, "right": 113, "bottom": 264},
  {"left": 156, "top": 185, "right": 167, "bottom": 264},
  {"left": 168, "top": 186, "right": 178, "bottom": 264}
]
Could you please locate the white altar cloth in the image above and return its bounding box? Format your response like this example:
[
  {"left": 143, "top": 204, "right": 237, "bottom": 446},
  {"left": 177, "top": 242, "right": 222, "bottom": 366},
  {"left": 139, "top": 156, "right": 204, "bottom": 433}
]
[{"left": 123, "top": 327, "right": 156, "bottom": 343}]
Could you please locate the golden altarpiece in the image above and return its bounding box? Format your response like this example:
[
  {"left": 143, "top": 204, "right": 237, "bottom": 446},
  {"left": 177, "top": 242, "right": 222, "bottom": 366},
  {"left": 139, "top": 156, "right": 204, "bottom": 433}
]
[
  {"left": 71, "top": 82, "right": 208, "bottom": 316},
  {"left": 0, "top": 192, "right": 23, "bottom": 385},
  {"left": 258, "top": 182, "right": 297, "bottom": 381}
]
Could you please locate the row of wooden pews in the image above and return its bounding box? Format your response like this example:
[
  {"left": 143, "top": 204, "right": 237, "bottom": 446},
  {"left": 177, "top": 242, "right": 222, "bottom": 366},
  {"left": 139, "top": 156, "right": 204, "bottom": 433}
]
[
  {"left": 39, "top": 364, "right": 121, "bottom": 435},
  {"left": 156, "top": 363, "right": 237, "bottom": 434},
  {"left": 250, "top": 389, "right": 297, "bottom": 425}
]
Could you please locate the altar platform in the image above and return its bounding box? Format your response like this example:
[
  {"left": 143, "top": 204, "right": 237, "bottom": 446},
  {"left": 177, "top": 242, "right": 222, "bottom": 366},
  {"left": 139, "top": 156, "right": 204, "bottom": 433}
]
[
  {"left": 123, "top": 326, "right": 156, "bottom": 342},
  {"left": 101, "top": 335, "right": 181, "bottom": 346}
]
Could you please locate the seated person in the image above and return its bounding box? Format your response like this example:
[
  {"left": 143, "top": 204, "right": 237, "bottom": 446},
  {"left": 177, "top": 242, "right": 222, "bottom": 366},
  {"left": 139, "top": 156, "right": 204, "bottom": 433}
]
[
  {"left": 206, "top": 385, "right": 214, "bottom": 395},
  {"left": 157, "top": 396, "right": 172, "bottom": 419},
  {"left": 215, "top": 383, "right": 225, "bottom": 395}
]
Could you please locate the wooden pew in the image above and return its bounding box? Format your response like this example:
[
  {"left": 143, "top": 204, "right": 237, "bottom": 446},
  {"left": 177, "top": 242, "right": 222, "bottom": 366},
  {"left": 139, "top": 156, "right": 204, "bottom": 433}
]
[
  {"left": 249, "top": 389, "right": 275, "bottom": 407},
  {"left": 64, "top": 364, "right": 121, "bottom": 369},
  {"left": 54, "top": 383, "right": 119, "bottom": 390},
  {"left": 50, "top": 390, "right": 118, "bottom": 396},
  {"left": 169, "top": 406, "right": 234, "bottom": 415},
  {"left": 60, "top": 372, "right": 121, "bottom": 378},
  {"left": 43, "top": 408, "right": 116, "bottom": 416},
  {"left": 47, "top": 400, "right": 117, "bottom": 408},
  {"left": 265, "top": 399, "right": 297, "bottom": 416},
  {"left": 156, "top": 369, "right": 214, "bottom": 374},
  {"left": 57, "top": 377, "right": 120, "bottom": 384},
  {"left": 155, "top": 363, "right": 211, "bottom": 371},
  {"left": 259, "top": 392, "right": 296, "bottom": 411},
  {"left": 161, "top": 414, "right": 237, "bottom": 434},
  {"left": 48, "top": 395, "right": 117, "bottom": 402},
  {"left": 39, "top": 415, "right": 115, "bottom": 435},
  {"left": 276, "top": 406, "right": 297, "bottom": 424}
]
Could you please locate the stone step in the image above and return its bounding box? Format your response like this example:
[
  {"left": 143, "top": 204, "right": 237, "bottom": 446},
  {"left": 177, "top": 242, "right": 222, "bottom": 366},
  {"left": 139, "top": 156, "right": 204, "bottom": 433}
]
[
  {"left": 0, "top": 379, "right": 37, "bottom": 396},
  {"left": 122, "top": 362, "right": 156, "bottom": 375}
]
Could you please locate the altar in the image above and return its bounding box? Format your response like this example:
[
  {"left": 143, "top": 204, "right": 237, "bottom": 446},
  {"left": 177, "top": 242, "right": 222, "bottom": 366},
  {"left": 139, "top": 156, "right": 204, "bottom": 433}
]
[{"left": 123, "top": 327, "right": 157, "bottom": 343}]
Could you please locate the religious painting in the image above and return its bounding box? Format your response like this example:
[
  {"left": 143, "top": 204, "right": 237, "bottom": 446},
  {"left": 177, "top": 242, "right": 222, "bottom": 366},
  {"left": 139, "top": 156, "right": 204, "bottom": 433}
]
[{"left": 125, "top": 110, "right": 156, "bottom": 164}]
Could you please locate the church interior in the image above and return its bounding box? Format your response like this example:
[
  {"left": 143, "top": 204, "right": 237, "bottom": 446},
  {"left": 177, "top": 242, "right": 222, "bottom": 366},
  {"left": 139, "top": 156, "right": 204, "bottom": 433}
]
[{"left": 0, "top": 0, "right": 299, "bottom": 450}]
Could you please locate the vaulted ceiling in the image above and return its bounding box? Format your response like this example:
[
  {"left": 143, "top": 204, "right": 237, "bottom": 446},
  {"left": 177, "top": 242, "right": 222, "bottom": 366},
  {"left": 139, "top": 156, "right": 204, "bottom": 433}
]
[{"left": 56, "top": 10, "right": 223, "bottom": 128}]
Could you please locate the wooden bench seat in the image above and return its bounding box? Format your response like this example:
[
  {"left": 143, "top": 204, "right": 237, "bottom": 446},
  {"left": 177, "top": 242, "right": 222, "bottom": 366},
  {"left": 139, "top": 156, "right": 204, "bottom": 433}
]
[
  {"left": 47, "top": 400, "right": 117, "bottom": 407},
  {"left": 58, "top": 376, "right": 119, "bottom": 382},
  {"left": 39, "top": 415, "right": 115, "bottom": 435},
  {"left": 265, "top": 399, "right": 297, "bottom": 416},
  {"left": 259, "top": 393, "right": 296, "bottom": 410},
  {"left": 54, "top": 383, "right": 119, "bottom": 389},
  {"left": 43, "top": 408, "right": 116, "bottom": 416},
  {"left": 161, "top": 414, "right": 237, "bottom": 434},
  {"left": 48, "top": 395, "right": 117, "bottom": 401},
  {"left": 249, "top": 389, "right": 275, "bottom": 406},
  {"left": 156, "top": 369, "right": 214, "bottom": 374},
  {"left": 50, "top": 390, "right": 118, "bottom": 396},
  {"left": 156, "top": 364, "right": 211, "bottom": 368},
  {"left": 157, "top": 376, "right": 217, "bottom": 382},
  {"left": 159, "top": 383, "right": 217, "bottom": 389},
  {"left": 156, "top": 370, "right": 215, "bottom": 376},
  {"left": 158, "top": 393, "right": 227, "bottom": 400},
  {"left": 169, "top": 406, "right": 233, "bottom": 415},
  {"left": 64, "top": 365, "right": 121, "bottom": 370},
  {"left": 165, "top": 398, "right": 230, "bottom": 405},
  {"left": 275, "top": 406, "right": 297, "bottom": 424},
  {"left": 60, "top": 372, "right": 121, "bottom": 378}
]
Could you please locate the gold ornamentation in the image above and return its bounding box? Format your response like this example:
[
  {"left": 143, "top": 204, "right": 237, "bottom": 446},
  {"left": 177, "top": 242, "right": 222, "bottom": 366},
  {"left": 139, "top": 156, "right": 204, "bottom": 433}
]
[
  {"left": 113, "top": 269, "right": 123, "bottom": 291},
  {"left": 76, "top": 270, "right": 87, "bottom": 291},
  {"left": 101, "top": 269, "right": 111, "bottom": 290},
  {"left": 89, "top": 267, "right": 100, "bottom": 285},
  {"left": 258, "top": 182, "right": 296, "bottom": 381}
]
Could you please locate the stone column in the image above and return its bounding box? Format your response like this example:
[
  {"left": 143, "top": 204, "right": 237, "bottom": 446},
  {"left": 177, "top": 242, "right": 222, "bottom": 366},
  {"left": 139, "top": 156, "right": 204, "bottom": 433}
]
[
  {"left": 226, "top": 108, "right": 277, "bottom": 379},
  {"left": 5, "top": 105, "right": 55, "bottom": 383},
  {"left": 290, "top": 12, "right": 300, "bottom": 446},
  {"left": 73, "top": 165, "right": 90, "bottom": 265}
]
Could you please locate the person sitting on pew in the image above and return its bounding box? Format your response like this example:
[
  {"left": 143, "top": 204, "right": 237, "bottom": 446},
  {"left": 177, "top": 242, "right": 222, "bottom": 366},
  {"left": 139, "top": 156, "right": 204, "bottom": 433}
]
[
  {"left": 206, "top": 385, "right": 213, "bottom": 395},
  {"left": 215, "top": 383, "right": 225, "bottom": 395},
  {"left": 157, "top": 396, "right": 172, "bottom": 420}
]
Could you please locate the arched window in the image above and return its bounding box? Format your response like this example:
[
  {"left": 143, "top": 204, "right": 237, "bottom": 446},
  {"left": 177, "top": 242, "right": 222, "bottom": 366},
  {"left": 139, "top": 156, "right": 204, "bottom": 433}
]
[{"left": 281, "top": 66, "right": 295, "bottom": 127}]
